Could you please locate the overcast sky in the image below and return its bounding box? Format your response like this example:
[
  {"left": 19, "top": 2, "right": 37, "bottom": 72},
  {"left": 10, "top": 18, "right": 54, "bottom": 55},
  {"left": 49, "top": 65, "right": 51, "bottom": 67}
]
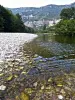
[{"left": 0, "top": 0, "right": 75, "bottom": 8}]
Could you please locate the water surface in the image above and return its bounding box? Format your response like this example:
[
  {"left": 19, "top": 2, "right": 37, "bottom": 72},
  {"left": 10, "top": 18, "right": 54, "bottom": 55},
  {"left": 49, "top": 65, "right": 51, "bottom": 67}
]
[
  {"left": 0, "top": 33, "right": 75, "bottom": 100},
  {"left": 25, "top": 33, "right": 75, "bottom": 59}
]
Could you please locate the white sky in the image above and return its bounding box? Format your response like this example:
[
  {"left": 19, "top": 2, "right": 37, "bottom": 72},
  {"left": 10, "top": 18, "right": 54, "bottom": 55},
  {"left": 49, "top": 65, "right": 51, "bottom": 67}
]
[{"left": 0, "top": 0, "right": 75, "bottom": 8}]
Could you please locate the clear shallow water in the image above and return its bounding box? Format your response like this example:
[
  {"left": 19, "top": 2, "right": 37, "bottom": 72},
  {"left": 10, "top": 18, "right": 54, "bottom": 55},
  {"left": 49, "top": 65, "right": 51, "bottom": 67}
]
[
  {"left": 0, "top": 33, "right": 37, "bottom": 60},
  {"left": 23, "top": 34, "right": 75, "bottom": 75},
  {"left": 22, "top": 34, "right": 75, "bottom": 100},
  {"left": 0, "top": 33, "right": 75, "bottom": 100},
  {"left": 27, "top": 34, "right": 75, "bottom": 59}
]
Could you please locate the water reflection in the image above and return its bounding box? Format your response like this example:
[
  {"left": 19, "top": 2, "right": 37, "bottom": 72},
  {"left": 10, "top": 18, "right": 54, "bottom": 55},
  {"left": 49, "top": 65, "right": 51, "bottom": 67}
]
[
  {"left": 24, "top": 33, "right": 75, "bottom": 59},
  {"left": 42, "top": 33, "right": 49, "bottom": 42},
  {"left": 24, "top": 41, "right": 54, "bottom": 58},
  {"left": 40, "top": 34, "right": 75, "bottom": 44},
  {"left": 38, "top": 33, "right": 54, "bottom": 42},
  {"left": 54, "top": 35, "right": 75, "bottom": 44},
  {"left": 24, "top": 33, "right": 75, "bottom": 68}
]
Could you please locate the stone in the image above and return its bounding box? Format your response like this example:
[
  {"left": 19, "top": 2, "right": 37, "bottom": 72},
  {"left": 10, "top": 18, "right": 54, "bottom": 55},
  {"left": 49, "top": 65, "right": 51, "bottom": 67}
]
[
  {"left": 19, "top": 66, "right": 24, "bottom": 70},
  {"left": 0, "top": 73, "right": 4, "bottom": 77},
  {"left": 0, "top": 68, "right": 2, "bottom": 72},
  {"left": 58, "top": 95, "right": 63, "bottom": 100},
  {"left": 28, "top": 67, "right": 40, "bottom": 75},
  {"left": 0, "top": 85, "right": 6, "bottom": 90},
  {"left": 46, "top": 86, "right": 51, "bottom": 90},
  {"left": 60, "top": 89, "right": 65, "bottom": 95},
  {"left": 33, "top": 82, "right": 38, "bottom": 87},
  {"left": 41, "top": 86, "right": 44, "bottom": 90},
  {"left": 48, "top": 78, "right": 52, "bottom": 82},
  {"left": 34, "top": 54, "right": 38, "bottom": 58}
]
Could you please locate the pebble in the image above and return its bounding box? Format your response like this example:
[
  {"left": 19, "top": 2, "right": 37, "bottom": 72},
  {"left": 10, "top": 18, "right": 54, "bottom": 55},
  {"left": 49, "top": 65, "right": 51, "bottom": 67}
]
[
  {"left": 33, "top": 82, "right": 37, "bottom": 87},
  {"left": 58, "top": 95, "right": 63, "bottom": 100},
  {"left": 0, "top": 85, "right": 6, "bottom": 90},
  {"left": 0, "top": 73, "right": 4, "bottom": 76},
  {"left": 41, "top": 86, "right": 45, "bottom": 90},
  {"left": 0, "top": 68, "right": 2, "bottom": 72}
]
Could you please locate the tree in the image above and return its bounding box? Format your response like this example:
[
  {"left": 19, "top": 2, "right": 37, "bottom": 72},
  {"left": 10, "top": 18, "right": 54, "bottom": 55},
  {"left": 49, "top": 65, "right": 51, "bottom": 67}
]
[
  {"left": 60, "top": 7, "right": 75, "bottom": 20},
  {"left": 0, "top": 5, "right": 34, "bottom": 33},
  {"left": 43, "top": 24, "right": 47, "bottom": 30},
  {"left": 55, "top": 7, "right": 75, "bottom": 36},
  {"left": 55, "top": 20, "right": 75, "bottom": 36},
  {"left": 0, "top": 17, "right": 4, "bottom": 31}
]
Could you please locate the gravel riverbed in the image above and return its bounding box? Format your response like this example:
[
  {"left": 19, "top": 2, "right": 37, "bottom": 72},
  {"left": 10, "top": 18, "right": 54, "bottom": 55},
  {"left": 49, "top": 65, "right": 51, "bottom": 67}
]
[{"left": 0, "top": 33, "right": 75, "bottom": 100}]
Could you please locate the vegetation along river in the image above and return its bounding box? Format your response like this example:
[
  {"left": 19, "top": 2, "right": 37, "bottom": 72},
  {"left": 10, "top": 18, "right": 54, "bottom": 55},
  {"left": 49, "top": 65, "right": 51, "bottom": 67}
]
[{"left": 0, "top": 33, "right": 75, "bottom": 100}]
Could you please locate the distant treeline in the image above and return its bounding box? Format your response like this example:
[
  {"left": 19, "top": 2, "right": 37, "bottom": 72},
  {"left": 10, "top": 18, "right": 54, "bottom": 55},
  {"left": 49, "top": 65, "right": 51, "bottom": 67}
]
[{"left": 0, "top": 5, "right": 34, "bottom": 33}]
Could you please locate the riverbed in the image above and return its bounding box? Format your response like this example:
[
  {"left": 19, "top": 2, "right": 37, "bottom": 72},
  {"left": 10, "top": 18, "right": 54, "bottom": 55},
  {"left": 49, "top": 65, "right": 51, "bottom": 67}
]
[
  {"left": 0, "top": 33, "right": 37, "bottom": 100},
  {"left": 0, "top": 33, "right": 75, "bottom": 100}
]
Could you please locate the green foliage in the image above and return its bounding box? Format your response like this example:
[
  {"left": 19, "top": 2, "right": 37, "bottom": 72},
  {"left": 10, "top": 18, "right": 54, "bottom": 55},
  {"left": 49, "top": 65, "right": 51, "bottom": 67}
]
[
  {"left": 55, "top": 20, "right": 75, "bottom": 36},
  {"left": 0, "top": 5, "right": 34, "bottom": 33},
  {"left": 60, "top": 7, "right": 75, "bottom": 20},
  {"left": 0, "top": 16, "right": 4, "bottom": 31},
  {"left": 37, "top": 25, "right": 55, "bottom": 33},
  {"left": 55, "top": 7, "right": 75, "bottom": 36}
]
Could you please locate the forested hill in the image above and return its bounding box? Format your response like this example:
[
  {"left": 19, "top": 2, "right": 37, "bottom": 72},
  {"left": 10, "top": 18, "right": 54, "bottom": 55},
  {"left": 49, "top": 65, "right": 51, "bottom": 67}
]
[
  {"left": 9, "top": 2, "right": 75, "bottom": 21},
  {"left": 0, "top": 5, "right": 34, "bottom": 32}
]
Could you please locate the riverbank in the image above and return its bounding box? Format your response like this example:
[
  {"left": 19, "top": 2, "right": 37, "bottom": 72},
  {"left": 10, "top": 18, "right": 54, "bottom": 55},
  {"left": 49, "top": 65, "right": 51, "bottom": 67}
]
[{"left": 0, "top": 33, "right": 37, "bottom": 60}]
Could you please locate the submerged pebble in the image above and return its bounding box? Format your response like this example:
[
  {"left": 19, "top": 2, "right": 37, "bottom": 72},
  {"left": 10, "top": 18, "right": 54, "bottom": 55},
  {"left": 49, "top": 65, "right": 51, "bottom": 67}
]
[
  {"left": 0, "top": 85, "right": 6, "bottom": 91},
  {"left": 58, "top": 95, "right": 63, "bottom": 100}
]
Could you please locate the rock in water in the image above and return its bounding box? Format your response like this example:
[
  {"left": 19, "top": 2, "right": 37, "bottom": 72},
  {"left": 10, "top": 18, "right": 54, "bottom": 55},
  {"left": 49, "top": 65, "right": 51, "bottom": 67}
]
[
  {"left": 28, "top": 67, "right": 40, "bottom": 75},
  {"left": 0, "top": 85, "right": 6, "bottom": 90},
  {"left": 58, "top": 95, "right": 63, "bottom": 100}
]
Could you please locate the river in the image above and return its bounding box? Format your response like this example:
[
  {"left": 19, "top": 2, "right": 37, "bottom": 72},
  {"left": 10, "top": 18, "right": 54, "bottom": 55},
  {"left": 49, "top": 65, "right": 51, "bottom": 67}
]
[{"left": 0, "top": 33, "right": 75, "bottom": 100}]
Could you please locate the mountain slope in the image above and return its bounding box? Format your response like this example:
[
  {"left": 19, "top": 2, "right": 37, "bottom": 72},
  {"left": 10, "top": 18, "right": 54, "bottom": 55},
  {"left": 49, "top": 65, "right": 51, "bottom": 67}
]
[{"left": 9, "top": 2, "right": 75, "bottom": 22}]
